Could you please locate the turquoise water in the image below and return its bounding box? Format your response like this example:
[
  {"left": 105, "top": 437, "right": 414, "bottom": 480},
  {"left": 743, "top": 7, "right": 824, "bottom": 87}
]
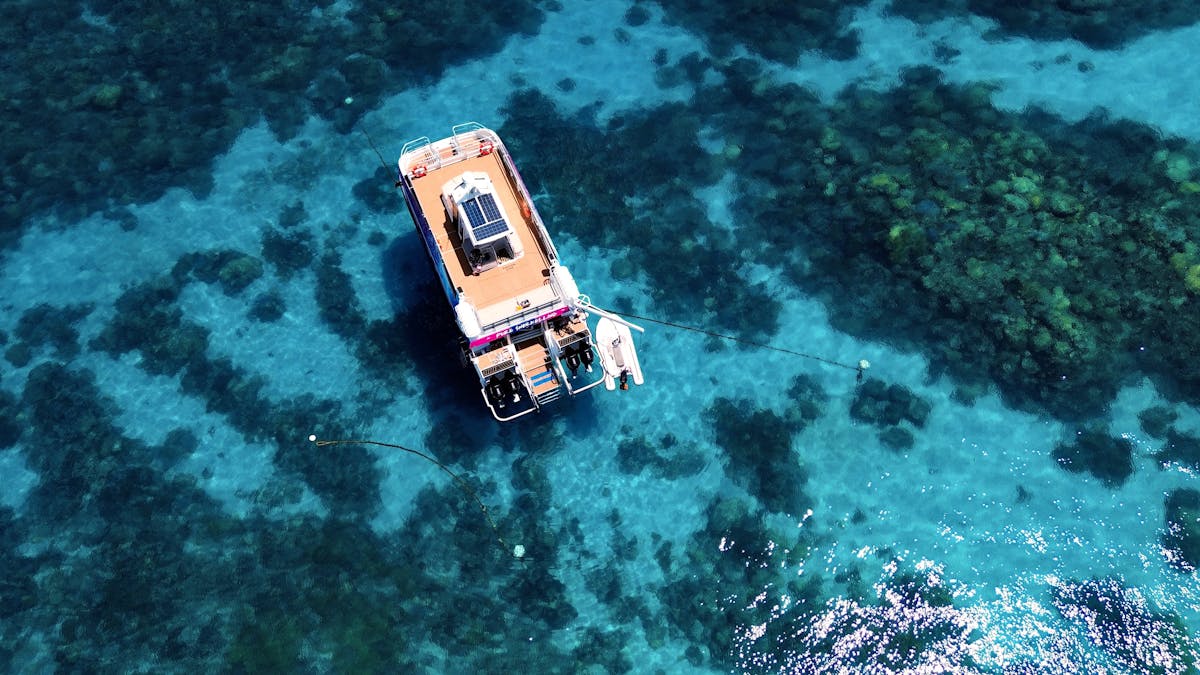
[{"left": 4, "top": 1, "right": 1200, "bottom": 672}]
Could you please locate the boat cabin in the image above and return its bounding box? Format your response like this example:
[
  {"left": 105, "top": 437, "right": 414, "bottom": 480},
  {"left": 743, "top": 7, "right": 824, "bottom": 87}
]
[{"left": 441, "top": 171, "right": 525, "bottom": 274}]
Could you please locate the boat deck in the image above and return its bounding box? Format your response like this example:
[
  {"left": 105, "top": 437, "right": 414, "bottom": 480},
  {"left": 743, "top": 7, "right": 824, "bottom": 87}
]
[
  {"left": 516, "top": 339, "right": 558, "bottom": 396},
  {"left": 409, "top": 151, "right": 553, "bottom": 314}
]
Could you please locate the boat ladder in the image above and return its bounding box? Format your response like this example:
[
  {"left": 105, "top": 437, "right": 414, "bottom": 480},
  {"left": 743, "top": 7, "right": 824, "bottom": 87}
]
[{"left": 535, "top": 387, "right": 563, "bottom": 406}]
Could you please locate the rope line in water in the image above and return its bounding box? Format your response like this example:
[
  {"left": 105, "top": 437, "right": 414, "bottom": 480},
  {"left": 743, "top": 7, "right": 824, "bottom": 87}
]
[
  {"left": 602, "top": 308, "right": 869, "bottom": 378},
  {"left": 358, "top": 125, "right": 392, "bottom": 174},
  {"left": 308, "top": 435, "right": 525, "bottom": 562}
]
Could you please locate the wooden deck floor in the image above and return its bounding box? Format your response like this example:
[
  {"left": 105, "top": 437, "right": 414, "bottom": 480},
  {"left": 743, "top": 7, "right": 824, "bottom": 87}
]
[{"left": 410, "top": 152, "right": 552, "bottom": 310}]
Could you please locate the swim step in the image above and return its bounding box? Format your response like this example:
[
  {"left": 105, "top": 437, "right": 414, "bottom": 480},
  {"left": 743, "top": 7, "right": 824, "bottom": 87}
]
[{"left": 535, "top": 387, "right": 563, "bottom": 406}]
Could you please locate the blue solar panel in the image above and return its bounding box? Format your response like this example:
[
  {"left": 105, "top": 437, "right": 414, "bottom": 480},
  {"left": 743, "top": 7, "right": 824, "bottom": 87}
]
[
  {"left": 462, "top": 199, "right": 485, "bottom": 228},
  {"left": 463, "top": 193, "right": 508, "bottom": 240},
  {"left": 474, "top": 220, "right": 509, "bottom": 239},
  {"left": 478, "top": 193, "right": 502, "bottom": 222}
]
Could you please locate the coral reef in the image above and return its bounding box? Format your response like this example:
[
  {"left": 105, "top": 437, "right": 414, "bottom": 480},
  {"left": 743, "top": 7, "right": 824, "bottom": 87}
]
[
  {"left": 92, "top": 275, "right": 207, "bottom": 376},
  {"left": 775, "top": 569, "right": 977, "bottom": 673},
  {"left": 0, "top": 507, "right": 37, "bottom": 621},
  {"left": 1164, "top": 488, "right": 1200, "bottom": 570},
  {"left": 0, "top": 1, "right": 545, "bottom": 250},
  {"left": 247, "top": 290, "right": 286, "bottom": 322},
  {"left": 261, "top": 228, "right": 316, "bottom": 279},
  {"left": 1050, "top": 577, "right": 1196, "bottom": 673},
  {"left": 1139, "top": 405, "right": 1178, "bottom": 439},
  {"left": 659, "top": 497, "right": 821, "bottom": 670},
  {"left": 352, "top": 167, "right": 404, "bottom": 214},
  {"left": 1155, "top": 429, "right": 1200, "bottom": 469},
  {"left": 652, "top": 0, "right": 863, "bottom": 62},
  {"left": 850, "top": 377, "right": 931, "bottom": 451},
  {"left": 888, "top": 0, "right": 1200, "bottom": 49},
  {"left": 314, "top": 248, "right": 367, "bottom": 340},
  {"left": 615, "top": 430, "right": 706, "bottom": 479},
  {"left": 0, "top": 390, "right": 20, "bottom": 449},
  {"left": 699, "top": 64, "right": 1200, "bottom": 420},
  {"left": 13, "top": 303, "right": 93, "bottom": 359},
  {"left": 175, "top": 249, "right": 265, "bottom": 295},
  {"left": 93, "top": 258, "right": 381, "bottom": 517},
  {"left": 7, "top": 353, "right": 586, "bottom": 671},
  {"left": 706, "top": 397, "right": 811, "bottom": 515},
  {"left": 1052, "top": 428, "right": 1133, "bottom": 487}
]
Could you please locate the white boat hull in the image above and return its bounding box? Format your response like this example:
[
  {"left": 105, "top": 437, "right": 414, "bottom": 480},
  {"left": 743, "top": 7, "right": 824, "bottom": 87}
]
[{"left": 596, "top": 317, "right": 644, "bottom": 391}]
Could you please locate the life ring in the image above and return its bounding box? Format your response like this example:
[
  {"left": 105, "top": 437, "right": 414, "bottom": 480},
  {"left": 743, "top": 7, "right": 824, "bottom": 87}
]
[
  {"left": 412, "top": 164, "right": 427, "bottom": 178},
  {"left": 479, "top": 139, "right": 494, "bottom": 156}
]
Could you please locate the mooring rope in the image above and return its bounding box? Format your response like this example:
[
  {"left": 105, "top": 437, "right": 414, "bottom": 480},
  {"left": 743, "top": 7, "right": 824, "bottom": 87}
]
[
  {"left": 599, "top": 308, "right": 869, "bottom": 380},
  {"left": 359, "top": 125, "right": 392, "bottom": 174},
  {"left": 308, "top": 435, "right": 526, "bottom": 562}
]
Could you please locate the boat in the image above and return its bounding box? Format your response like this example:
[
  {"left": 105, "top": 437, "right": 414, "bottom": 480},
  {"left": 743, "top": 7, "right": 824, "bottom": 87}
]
[
  {"left": 596, "top": 317, "right": 644, "bottom": 391},
  {"left": 397, "top": 123, "right": 643, "bottom": 421}
]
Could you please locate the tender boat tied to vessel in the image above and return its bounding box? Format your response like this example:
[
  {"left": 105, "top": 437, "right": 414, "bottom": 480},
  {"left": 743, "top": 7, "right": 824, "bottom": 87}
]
[{"left": 397, "top": 123, "right": 643, "bottom": 421}]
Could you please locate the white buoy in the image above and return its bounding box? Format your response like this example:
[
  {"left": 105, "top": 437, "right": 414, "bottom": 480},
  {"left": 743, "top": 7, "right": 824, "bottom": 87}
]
[
  {"left": 308, "top": 434, "right": 317, "bottom": 442},
  {"left": 859, "top": 359, "right": 871, "bottom": 370},
  {"left": 513, "top": 544, "right": 526, "bottom": 559}
]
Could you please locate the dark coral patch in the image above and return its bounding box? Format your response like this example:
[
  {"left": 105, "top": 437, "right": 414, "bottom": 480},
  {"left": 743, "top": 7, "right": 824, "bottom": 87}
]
[
  {"left": 1156, "top": 429, "right": 1200, "bottom": 470},
  {"left": 706, "top": 397, "right": 810, "bottom": 515},
  {"left": 888, "top": 0, "right": 1200, "bottom": 50},
  {"left": 314, "top": 249, "right": 368, "bottom": 340},
  {"left": 850, "top": 378, "right": 931, "bottom": 428},
  {"left": 92, "top": 276, "right": 208, "bottom": 376},
  {"left": 248, "top": 291, "right": 286, "bottom": 323},
  {"left": 615, "top": 431, "right": 705, "bottom": 479},
  {"left": 15, "top": 303, "right": 93, "bottom": 359},
  {"left": 175, "top": 249, "right": 264, "bottom": 295},
  {"left": 653, "top": 0, "right": 863, "bottom": 62},
  {"left": 850, "top": 378, "right": 930, "bottom": 451},
  {"left": 261, "top": 228, "right": 316, "bottom": 279},
  {"left": 1051, "top": 577, "right": 1197, "bottom": 673},
  {"left": 0, "top": 507, "right": 38, "bottom": 619},
  {"left": 1052, "top": 428, "right": 1133, "bottom": 487},
  {"left": 352, "top": 167, "right": 403, "bottom": 214},
  {"left": 1138, "top": 405, "right": 1178, "bottom": 439},
  {"left": 660, "top": 497, "right": 824, "bottom": 670},
  {"left": 1165, "top": 488, "right": 1200, "bottom": 570},
  {"left": 0, "top": 390, "right": 20, "bottom": 449}
]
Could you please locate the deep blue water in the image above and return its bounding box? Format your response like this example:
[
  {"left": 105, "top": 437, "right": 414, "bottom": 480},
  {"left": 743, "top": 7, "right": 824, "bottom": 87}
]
[{"left": 3, "top": 1, "right": 1200, "bottom": 672}]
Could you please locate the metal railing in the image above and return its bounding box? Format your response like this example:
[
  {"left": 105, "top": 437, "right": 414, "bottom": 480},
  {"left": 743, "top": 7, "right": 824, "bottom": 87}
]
[
  {"left": 477, "top": 345, "right": 516, "bottom": 378},
  {"left": 399, "top": 122, "right": 502, "bottom": 178}
]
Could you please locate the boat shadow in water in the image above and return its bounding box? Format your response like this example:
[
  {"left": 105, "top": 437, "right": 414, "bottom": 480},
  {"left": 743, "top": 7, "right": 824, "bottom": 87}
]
[{"left": 380, "top": 233, "right": 429, "bottom": 315}]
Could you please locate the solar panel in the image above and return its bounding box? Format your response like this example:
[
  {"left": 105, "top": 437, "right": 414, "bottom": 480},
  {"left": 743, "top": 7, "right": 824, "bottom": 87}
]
[
  {"left": 478, "top": 193, "right": 502, "bottom": 222},
  {"left": 463, "top": 192, "right": 508, "bottom": 241},
  {"left": 474, "top": 220, "right": 509, "bottom": 239},
  {"left": 462, "top": 199, "right": 485, "bottom": 228}
]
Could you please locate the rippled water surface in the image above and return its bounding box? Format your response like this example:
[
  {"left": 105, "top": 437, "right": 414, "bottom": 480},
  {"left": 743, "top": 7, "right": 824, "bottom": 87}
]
[{"left": 3, "top": 0, "right": 1200, "bottom": 672}]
